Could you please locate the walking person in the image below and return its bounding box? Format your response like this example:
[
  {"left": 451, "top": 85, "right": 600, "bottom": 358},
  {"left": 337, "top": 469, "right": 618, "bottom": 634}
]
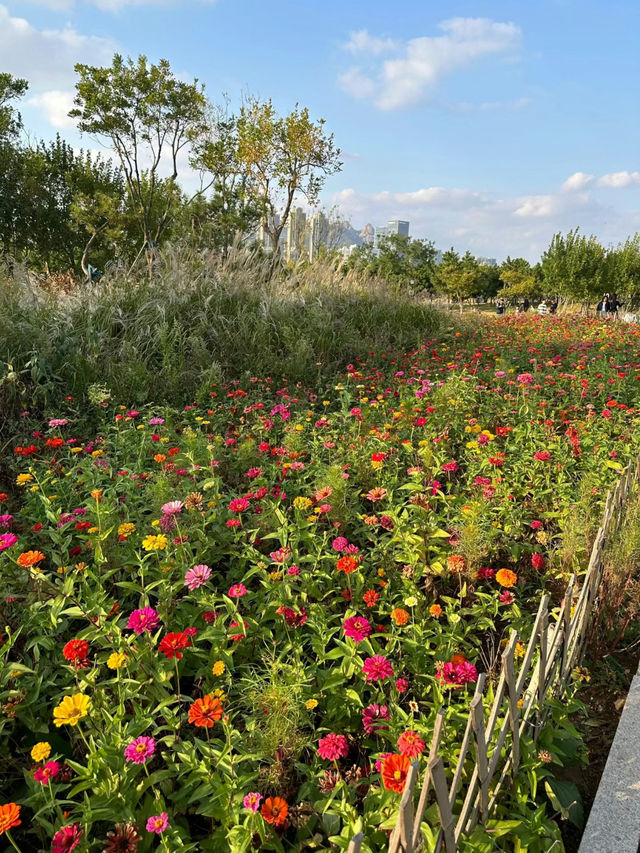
[
  {"left": 597, "top": 294, "right": 609, "bottom": 320},
  {"left": 538, "top": 299, "right": 548, "bottom": 316}
]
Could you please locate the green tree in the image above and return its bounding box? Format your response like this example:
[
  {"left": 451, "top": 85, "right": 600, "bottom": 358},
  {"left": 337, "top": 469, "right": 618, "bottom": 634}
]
[
  {"left": 541, "top": 229, "right": 605, "bottom": 307},
  {"left": 604, "top": 236, "right": 640, "bottom": 308},
  {"left": 498, "top": 257, "right": 540, "bottom": 302},
  {"left": 236, "top": 97, "right": 342, "bottom": 257},
  {"left": 436, "top": 249, "right": 484, "bottom": 310},
  {"left": 0, "top": 72, "right": 28, "bottom": 140},
  {"left": 71, "top": 54, "right": 208, "bottom": 271}
]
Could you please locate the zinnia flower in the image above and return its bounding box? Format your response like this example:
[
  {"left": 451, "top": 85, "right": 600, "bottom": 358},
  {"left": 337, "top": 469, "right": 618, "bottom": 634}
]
[
  {"left": 336, "top": 555, "right": 359, "bottom": 574},
  {"left": 362, "top": 655, "right": 394, "bottom": 682},
  {"left": 381, "top": 753, "right": 411, "bottom": 793},
  {"left": 261, "top": 796, "right": 288, "bottom": 827},
  {"left": 243, "top": 792, "right": 262, "bottom": 812},
  {"left": 228, "top": 583, "right": 247, "bottom": 598},
  {"left": 145, "top": 813, "right": 169, "bottom": 834},
  {"left": 343, "top": 616, "right": 372, "bottom": 642},
  {"left": 0, "top": 803, "right": 21, "bottom": 835},
  {"left": 107, "top": 652, "right": 127, "bottom": 670},
  {"left": 188, "top": 694, "right": 223, "bottom": 727},
  {"left": 31, "top": 742, "right": 51, "bottom": 762},
  {"left": 53, "top": 694, "right": 90, "bottom": 727},
  {"left": 102, "top": 822, "right": 142, "bottom": 853},
  {"left": 391, "top": 608, "right": 410, "bottom": 626},
  {"left": 397, "top": 730, "right": 426, "bottom": 759},
  {"left": 124, "top": 736, "right": 156, "bottom": 764},
  {"left": 126, "top": 607, "right": 160, "bottom": 635},
  {"left": 317, "top": 733, "right": 349, "bottom": 761},
  {"left": 496, "top": 569, "right": 517, "bottom": 588},
  {"left": 228, "top": 497, "right": 250, "bottom": 513},
  {"left": 362, "top": 703, "right": 390, "bottom": 734},
  {"left": 0, "top": 533, "right": 18, "bottom": 552},
  {"left": 34, "top": 761, "right": 60, "bottom": 784},
  {"left": 161, "top": 501, "right": 183, "bottom": 516},
  {"left": 52, "top": 824, "right": 83, "bottom": 852},
  {"left": 62, "top": 639, "right": 89, "bottom": 663},
  {"left": 158, "top": 631, "right": 192, "bottom": 660},
  {"left": 17, "top": 550, "right": 45, "bottom": 568},
  {"left": 184, "top": 564, "right": 211, "bottom": 590},
  {"left": 531, "top": 552, "right": 546, "bottom": 570}
]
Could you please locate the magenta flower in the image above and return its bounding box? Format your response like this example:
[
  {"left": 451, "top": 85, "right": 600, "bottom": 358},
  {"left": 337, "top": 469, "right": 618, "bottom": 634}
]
[
  {"left": 126, "top": 607, "right": 160, "bottom": 635},
  {"left": 317, "top": 733, "right": 349, "bottom": 761},
  {"left": 52, "top": 825, "right": 83, "bottom": 853},
  {"left": 48, "top": 418, "right": 68, "bottom": 427},
  {"left": 229, "top": 498, "right": 250, "bottom": 513},
  {"left": 375, "top": 752, "right": 393, "bottom": 773},
  {"left": 0, "top": 514, "right": 13, "bottom": 528},
  {"left": 332, "top": 536, "right": 348, "bottom": 552},
  {"left": 441, "top": 461, "right": 459, "bottom": 473},
  {"left": 362, "top": 703, "right": 390, "bottom": 734},
  {"left": 149, "top": 417, "right": 165, "bottom": 425},
  {"left": 184, "top": 564, "right": 211, "bottom": 591},
  {"left": 362, "top": 655, "right": 394, "bottom": 683},
  {"left": 124, "top": 736, "right": 156, "bottom": 764},
  {"left": 33, "top": 760, "right": 60, "bottom": 784},
  {"left": 228, "top": 583, "right": 247, "bottom": 598},
  {"left": 287, "top": 565, "right": 300, "bottom": 576},
  {"left": 161, "top": 501, "right": 183, "bottom": 516},
  {"left": 396, "top": 678, "right": 409, "bottom": 693},
  {"left": 243, "top": 792, "right": 263, "bottom": 812},
  {"left": 0, "top": 533, "right": 18, "bottom": 551},
  {"left": 343, "top": 616, "right": 372, "bottom": 643},
  {"left": 517, "top": 372, "right": 533, "bottom": 384},
  {"left": 146, "top": 813, "right": 169, "bottom": 834}
]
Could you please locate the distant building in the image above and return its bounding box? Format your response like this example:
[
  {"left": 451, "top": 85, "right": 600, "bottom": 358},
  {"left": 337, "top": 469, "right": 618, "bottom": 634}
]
[
  {"left": 285, "top": 207, "right": 307, "bottom": 262},
  {"left": 477, "top": 256, "right": 498, "bottom": 267},
  {"left": 373, "top": 219, "right": 410, "bottom": 252},
  {"left": 308, "top": 211, "right": 330, "bottom": 261}
]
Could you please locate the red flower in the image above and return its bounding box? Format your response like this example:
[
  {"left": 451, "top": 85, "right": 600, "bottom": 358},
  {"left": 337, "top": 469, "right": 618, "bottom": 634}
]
[
  {"left": 62, "top": 639, "right": 89, "bottom": 663},
  {"left": 363, "top": 590, "right": 380, "bottom": 607},
  {"left": 531, "top": 553, "right": 546, "bottom": 570},
  {"left": 336, "top": 555, "right": 359, "bottom": 574},
  {"left": 158, "top": 631, "right": 192, "bottom": 660},
  {"left": 397, "top": 730, "right": 426, "bottom": 759}
]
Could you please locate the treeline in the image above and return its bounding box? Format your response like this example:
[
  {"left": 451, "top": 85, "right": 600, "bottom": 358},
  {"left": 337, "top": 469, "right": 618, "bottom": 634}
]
[{"left": 0, "top": 57, "right": 340, "bottom": 277}]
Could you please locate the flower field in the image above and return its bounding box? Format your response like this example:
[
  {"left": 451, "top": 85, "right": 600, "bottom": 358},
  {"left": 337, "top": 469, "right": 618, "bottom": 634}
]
[{"left": 2, "top": 314, "right": 640, "bottom": 852}]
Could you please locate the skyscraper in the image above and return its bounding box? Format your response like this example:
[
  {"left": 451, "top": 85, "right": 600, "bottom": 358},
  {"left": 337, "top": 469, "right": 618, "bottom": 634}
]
[{"left": 374, "top": 219, "right": 410, "bottom": 252}]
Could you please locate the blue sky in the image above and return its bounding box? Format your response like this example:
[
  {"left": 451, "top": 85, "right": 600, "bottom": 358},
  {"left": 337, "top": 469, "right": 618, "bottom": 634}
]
[{"left": 3, "top": 0, "right": 640, "bottom": 259}]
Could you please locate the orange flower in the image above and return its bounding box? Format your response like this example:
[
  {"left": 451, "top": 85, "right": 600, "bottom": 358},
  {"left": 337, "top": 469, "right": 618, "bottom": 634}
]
[
  {"left": 430, "top": 604, "right": 443, "bottom": 618},
  {"left": 496, "top": 569, "right": 517, "bottom": 588},
  {"left": 391, "top": 608, "right": 410, "bottom": 626},
  {"left": 336, "top": 556, "right": 359, "bottom": 574},
  {"left": 381, "top": 753, "right": 411, "bottom": 793},
  {"left": 188, "top": 694, "right": 223, "bottom": 728},
  {"left": 154, "top": 454, "right": 167, "bottom": 463},
  {"left": 17, "top": 551, "right": 45, "bottom": 568},
  {"left": 450, "top": 653, "right": 467, "bottom": 666},
  {"left": 447, "top": 555, "right": 466, "bottom": 574},
  {"left": 261, "top": 796, "right": 288, "bottom": 827},
  {"left": 0, "top": 803, "right": 21, "bottom": 835}
]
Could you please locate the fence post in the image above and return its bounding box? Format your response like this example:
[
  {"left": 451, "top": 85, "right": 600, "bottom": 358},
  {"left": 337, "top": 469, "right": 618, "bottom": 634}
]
[
  {"left": 413, "top": 709, "right": 445, "bottom": 841},
  {"left": 348, "top": 833, "right": 363, "bottom": 853},
  {"left": 429, "top": 755, "right": 457, "bottom": 853},
  {"left": 470, "top": 694, "right": 489, "bottom": 823}
]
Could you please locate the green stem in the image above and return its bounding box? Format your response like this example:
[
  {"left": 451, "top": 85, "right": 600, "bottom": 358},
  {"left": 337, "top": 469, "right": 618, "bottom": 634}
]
[{"left": 5, "top": 831, "right": 23, "bottom": 853}]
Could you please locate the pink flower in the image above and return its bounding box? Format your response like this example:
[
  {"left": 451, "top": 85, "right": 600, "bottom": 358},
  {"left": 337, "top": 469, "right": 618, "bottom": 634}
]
[
  {"left": 437, "top": 660, "right": 478, "bottom": 689},
  {"left": 477, "top": 567, "right": 495, "bottom": 580},
  {"left": 362, "top": 703, "right": 390, "bottom": 734},
  {"left": 246, "top": 468, "right": 263, "bottom": 478},
  {"left": 52, "top": 825, "right": 83, "bottom": 853},
  {"left": 530, "top": 520, "right": 543, "bottom": 530},
  {"left": 531, "top": 553, "right": 546, "bottom": 570},
  {"left": 397, "top": 730, "right": 426, "bottom": 758},
  {"left": 34, "top": 761, "right": 60, "bottom": 783},
  {"left": 161, "top": 501, "right": 183, "bottom": 516},
  {"left": 146, "top": 813, "right": 170, "bottom": 834},
  {"left": 287, "top": 565, "right": 300, "bottom": 576},
  {"left": 499, "top": 590, "right": 515, "bottom": 605},
  {"left": 184, "top": 564, "right": 211, "bottom": 591},
  {"left": 228, "top": 583, "right": 247, "bottom": 598},
  {"left": 332, "top": 537, "right": 348, "bottom": 552},
  {"left": 533, "top": 451, "right": 551, "bottom": 461},
  {"left": 317, "top": 733, "right": 349, "bottom": 761},
  {"left": 362, "top": 655, "right": 394, "bottom": 683},
  {"left": 343, "top": 616, "right": 372, "bottom": 643},
  {"left": 127, "top": 607, "right": 160, "bottom": 635},
  {"left": 229, "top": 498, "right": 250, "bottom": 513},
  {"left": 517, "top": 372, "right": 533, "bottom": 384},
  {"left": 0, "top": 514, "right": 13, "bottom": 528},
  {"left": 395, "top": 678, "right": 409, "bottom": 693},
  {"left": 244, "top": 792, "right": 263, "bottom": 812},
  {"left": 0, "top": 533, "right": 18, "bottom": 551},
  {"left": 375, "top": 752, "right": 393, "bottom": 772},
  {"left": 124, "top": 736, "right": 156, "bottom": 764},
  {"left": 441, "top": 461, "right": 459, "bottom": 473},
  {"left": 48, "top": 418, "right": 68, "bottom": 427},
  {"left": 149, "top": 417, "right": 164, "bottom": 425}
]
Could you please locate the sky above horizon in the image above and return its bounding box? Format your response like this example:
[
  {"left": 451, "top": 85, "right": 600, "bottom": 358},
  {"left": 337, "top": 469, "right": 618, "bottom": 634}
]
[{"left": 2, "top": 0, "right": 640, "bottom": 261}]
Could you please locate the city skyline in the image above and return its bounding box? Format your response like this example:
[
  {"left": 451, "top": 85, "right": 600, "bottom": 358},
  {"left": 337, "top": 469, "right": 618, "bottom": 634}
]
[{"left": 3, "top": 1, "right": 640, "bottom": 261}]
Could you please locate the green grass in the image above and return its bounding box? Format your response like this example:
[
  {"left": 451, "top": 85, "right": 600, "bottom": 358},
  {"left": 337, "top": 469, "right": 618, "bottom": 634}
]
[{"left": 0, "top": 243, "right": 444, "bottom": 438}]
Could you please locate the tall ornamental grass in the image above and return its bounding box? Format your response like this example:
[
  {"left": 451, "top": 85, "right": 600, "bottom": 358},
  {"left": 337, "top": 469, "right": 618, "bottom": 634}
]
[{"left": 0, "top": 243, "right": 443, "bottom": 436}]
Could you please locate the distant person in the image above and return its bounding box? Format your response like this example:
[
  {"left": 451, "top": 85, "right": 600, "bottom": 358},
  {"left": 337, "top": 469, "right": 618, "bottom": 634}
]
[
  {"left": 538, "top": 300, "right": 548, "bottom": 316},
  {"left": 609, "top": 293, "right": 622, "bottom": 319},
  {"left": 598, "top": 294, "right": 609, "bottom": 320},
  {"left": 549, "top": 300, "right": 558, "bottom": 315},
  {"left": 522, "top": 298, "right": 530, "bottom": 313}
]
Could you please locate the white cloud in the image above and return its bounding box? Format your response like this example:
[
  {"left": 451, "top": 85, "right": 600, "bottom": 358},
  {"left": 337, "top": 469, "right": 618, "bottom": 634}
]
[
  {"left": 597, "top": 170, "right": 640, "bottom": 188},
  {"left": 561, "top": 171, "right": 594, "bottom": 191},
  {"left": 330, "top": 180, "right": 640, "bottom": 262},
  {"left": 344, "top": 30, "right": 399, "bottom": 56},
  {"left": 0, "top": 5, "right": 115, "bottom": 91},
  {"left": 339, "top": 17, "right": 522, "bottom": 110},
  {"left": 29, "top": 90, "right": 77, "bottom": 128}
]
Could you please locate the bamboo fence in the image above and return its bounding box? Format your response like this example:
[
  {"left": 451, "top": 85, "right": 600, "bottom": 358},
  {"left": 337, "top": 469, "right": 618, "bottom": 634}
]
[{"left": 348, "top": 456, "right": 640, "bottom": 853}]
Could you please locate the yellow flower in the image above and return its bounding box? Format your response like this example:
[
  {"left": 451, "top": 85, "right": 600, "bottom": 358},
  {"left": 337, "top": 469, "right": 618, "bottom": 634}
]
[
  {"left": 16, "top": 473, "right": 33, "bottom": 486},
  {"left": 377, "top": 568, "right": 386, "bottom": 577},
  {"left": 212, "top": 687, "right": 227, "bottom": 702},
  {"left": 293, "top": 497, "right": 312, "bottom": 510},
  {"left": 305, "top": 699, "right": 318, "bottom": 710},
  {"left": 91, "top": 450, "right": 103, "bottom": 458},
  {"left": 31, "top": 742, "right": 51, "bottom": 762},
  {"left": 88, "top": 526, "right": 99, "bottom": 534},
  {"left": 295, "top": 424, "right": 304, "bottom": 431},
  {"left": 107, "top": 652, "right": 127, "bottom": 670},
  {"left": 514, "top": 642, "right": 526, "bottom": 660},
  {"left": 71, "top": 447, "right": 82, "bottom": 453},
  {"left": 404, "top": 596, "right": 418, "bottom": 607},
  {"left": 212, "top": 660, "right": 225, "bottom": 676},
  {"left": 53, "top": 694, "right": 90, "bottom": 727},
  {"left": 142, "top": 534, "right": 168, "bottom": 551},
  {"left": 90, "top": 489, "right": 103, "bottom": 500},
  {"left": 118, "top": 523, "right": 135, "bottom": 538}
]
